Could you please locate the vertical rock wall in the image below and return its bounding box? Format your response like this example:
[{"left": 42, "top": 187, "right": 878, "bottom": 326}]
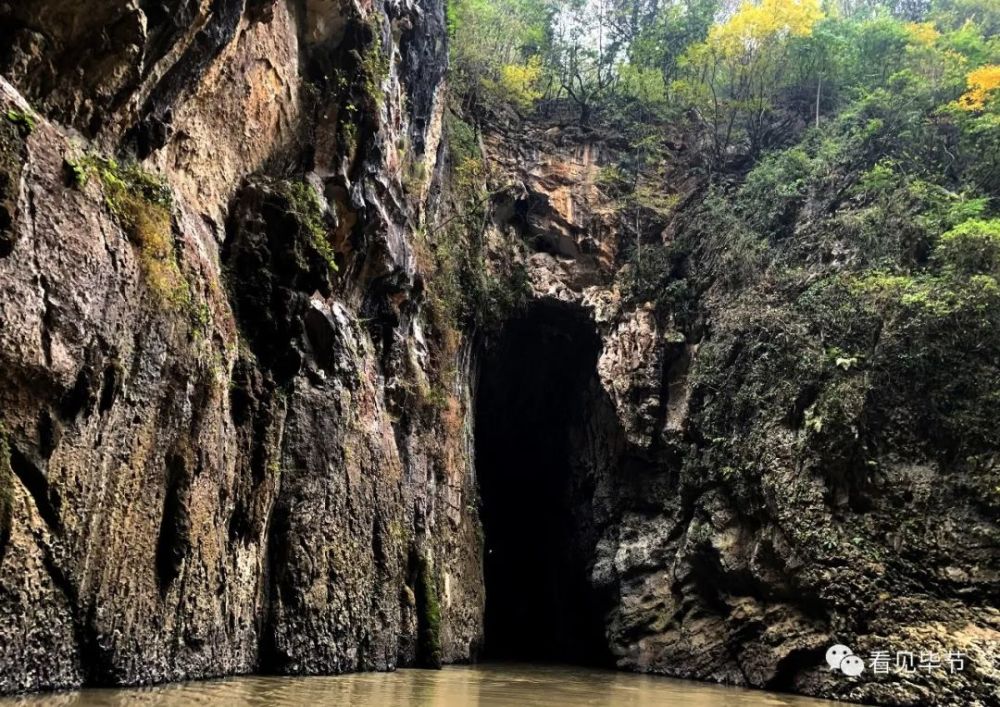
[
  {"left": 0, "top": 0, "right": 481, "bottom": 694},
  {"left": 474, "top": 116, "right": 1000, "bottom": 707}
]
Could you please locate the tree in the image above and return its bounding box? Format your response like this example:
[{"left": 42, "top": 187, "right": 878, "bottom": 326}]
[
  {"left": 628, "top": 0, "right": 720, "bottom": 86},
  {"left": 448, "top": 0, "right": 555, "bottom": 113},
  {"left": 674, "top": 0, "right": 824, "bottom": 164},
  {"left": 957, "top": 64, "right": 1000, "bottom": 111},
  {"left": 549, "top": 0, "right": 624, "bottom": 123}
]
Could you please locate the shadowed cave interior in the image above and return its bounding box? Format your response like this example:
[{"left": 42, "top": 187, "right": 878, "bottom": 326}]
[{"left": 475, "top": 301, "right": 611, "bottom": 665}]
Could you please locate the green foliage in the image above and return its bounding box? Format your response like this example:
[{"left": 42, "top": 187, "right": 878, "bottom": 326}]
[
  {"left": 948, "top": 105, "right": 1000, "bottom": 195},
  {"left": 814, "top": 267, "right": 1000, "bottom": 455},
  {"left": 803, "top": 374, "right": 868, "bottom": 465},
  {"left": 361, "top": 17, "right": 391, "bottom": 111},
  {"left": 65, "top": 155, "right": 88, "bottom": 187},
  {"left": 932, "top": 0, "right": 1000, "bottom": 36},
  {"left": 690, "top": 243, "right": 1000, "bottom": 487},
  {"left": 597, "top": 164, "right": 629, "bottom": 192},
  {"left": 421, "top": 113, "right": 529, "bottom": 337},
  {"left": 445, "top": 0, "right": 1000, "bottom": 475},
  {"left": 493, "top": 57, "right": 545, "bottom": 110},
  {"left": 448, "top": 0, "right": 553, "bottom": 111},
  {"left": 933, "top": 218, "right": 1000, "bottom": 275},
  {"left": 639, "top": 3, "right": 1000, "bottom": 471},
  {"left": 445, "top": 0, "right": 1000, "bottom": 157},
  {"left": 835, "top": 160, "right": 987, "bottom": 268},
  {"left": 5, "top": 109, "right": 36, "bottom": 136},
  {"left": 618, "top": 64, "right": 670, "bottom": 110},
  {"left": 276, "top": 181, "right": 339, "bottom": 275},
  {"left": 628, "top": 0, "right": 719, "bottom": 86},
  {"left": 72, "top": 155, "right": 191, "bottom": 309},
  {"left": 738, "top": 146, "right": 816, "bottom": 239},
  {"left": 671, "top": 0, "right": 825, "bottom": 162},
  {"left": 415, "top": 553, "right": 442, "bottom": 669},
  {"left": 664, "top": 66, "right": 996, "bottom": 293},
  {"left": 620, "top": 242, "right": 698, "bottom": 322},
  {"left": 447, "top": 112, "right": 481, "bottom": 167},
  {"left": 847, "top": 269, "right": 998, "bottom": 317},
  {"left": 691, "top": 299, "right": 826, "bottom": 442},
  {"left": 663, "top": 2, "right": 994, "bottom": 164},
  {"left": 82, "top": 156, "right": 172, "bottom": 217},
  {"left": 422, "top": 204, "right": 529, "bottom": 336}
]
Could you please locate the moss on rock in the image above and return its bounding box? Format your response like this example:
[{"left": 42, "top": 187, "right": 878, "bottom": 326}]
[
  {"left": 415, "top": 552, "right": 442, "bottom": 669},
  {"left": 72, "top": 155, "right": 190, "bottom": 310},
  {"left": 4, "top": 109, "right": 36, "bottom": 137},
  {"left": 273, "top": 180, "right": 339, "bottom": 275}
]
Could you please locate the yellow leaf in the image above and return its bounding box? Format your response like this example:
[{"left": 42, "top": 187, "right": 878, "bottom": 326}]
[
  {"left": 904, "top": 21, "right": 939, "bottom": 46},
  {"left": 496, "top": 56, "right": 543, "bottom": 110},
  {"left": 956, "top": 64, "right": 1000, "bottom": 111},
  {"left": 708, "top": 0, "right": 823, "bottom": 58}
]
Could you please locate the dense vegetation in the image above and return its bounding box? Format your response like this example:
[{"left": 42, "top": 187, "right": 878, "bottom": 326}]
[
  {"left": 449, "top": 0, "right": 999, "bottom": 153},
  {"left": 447, "top": 0, "right": 1000, "bottom": 472}
]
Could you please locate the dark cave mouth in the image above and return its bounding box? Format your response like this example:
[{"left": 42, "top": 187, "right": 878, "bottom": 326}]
[{"left": 475, "top": 300, "right": 610, "bottom": 666}]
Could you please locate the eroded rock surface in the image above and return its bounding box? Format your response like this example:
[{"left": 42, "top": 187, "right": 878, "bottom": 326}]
[
  {"left": 474, "top": 117, "right": 1000, "bottom": 706},
  {"left": 0, "top": 0, "right": 479, "bottom": 694},
  {"left": 0, "top": 1, "right": 998, "bottom": 706}
]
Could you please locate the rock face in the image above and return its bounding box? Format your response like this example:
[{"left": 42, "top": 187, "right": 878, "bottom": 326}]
[
  {"left": 0, "top": 0, "right": 478, "bottom": 694},
  {"left": 1, "top": 2, "right": 999, "bottom": 706},
  {"left": 472, "top": 118, "right": 1000, "bottom": 706}
]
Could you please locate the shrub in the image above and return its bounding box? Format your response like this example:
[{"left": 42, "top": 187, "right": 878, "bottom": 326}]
[
  {"left": 360, "top": 17, "right": 391, "bottom": 111},
  {"left": 933, "top": 218, "right": 1000, "bottom": 276},
  {"left": 738, "top": 146, "right": 816, "bottom": 240},
  {"left": 492, "top": 58, "right": 544, "bottom": 111},
  {"left": 276, "top": 180, "right": 339, "bottom": 275}
]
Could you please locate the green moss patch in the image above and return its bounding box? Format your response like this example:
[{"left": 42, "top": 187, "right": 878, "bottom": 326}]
[
  {"left": 70, "top": 155, "right": 191, "bottom": 309},
  {"left": 361, "top": 15, "right": 391, "bottom": 111},
  {"left": 415, "top": 552, "right": 443, "bottom": 669},
  {"left": 273, "top": 180, "right": 339, "bottom": 274},
  {"left": 5, "top": 109, "right": 36, "bottom": 136}
]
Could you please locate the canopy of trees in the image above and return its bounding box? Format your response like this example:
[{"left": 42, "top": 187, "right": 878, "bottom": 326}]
[
  {"left": 448, "top": 0, "right": 999, "bottom": 169},
  {"left": 446, "top": 1, "right": 1000, "bottom": 429},
  {"left": 448, "top": 0, "right": 998, "bottom": 288}
]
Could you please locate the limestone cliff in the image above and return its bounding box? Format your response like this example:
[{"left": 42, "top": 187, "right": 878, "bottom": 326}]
[
  {"left": 472, "top": 115, "right": 1000, "bottom": 706},
  {"left": 0, "top": 0, "right": 479, "bottom": 692},
  {"left": 0, "top": 1, "right": 999, "bottom": 706}
]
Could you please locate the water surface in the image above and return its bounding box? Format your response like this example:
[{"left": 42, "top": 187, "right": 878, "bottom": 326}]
[{"left": 1, "top": 664, "right": 839, "bottom": 706}]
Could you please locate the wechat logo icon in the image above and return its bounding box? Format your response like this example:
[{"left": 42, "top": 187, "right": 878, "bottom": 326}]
[{"left": 827, "top": 644, "right": 865, "bottom": 677}]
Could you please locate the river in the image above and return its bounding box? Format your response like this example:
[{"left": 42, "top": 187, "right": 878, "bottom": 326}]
[{"left": 0, "top": 664, "right": 841, "bottom": 706}]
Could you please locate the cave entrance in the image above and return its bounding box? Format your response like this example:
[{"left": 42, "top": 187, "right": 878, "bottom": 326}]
[{"left": 475, "top": 300, "right": 610, "bottom": 665}]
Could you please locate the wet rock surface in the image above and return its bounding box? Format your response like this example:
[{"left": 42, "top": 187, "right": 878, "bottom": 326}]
[
  {"left": 0, "top": 0, "right": 478, "bottom": 694},
  {"left": 474, "top": 118, "right": 1000, "bottom": 706},
  {"left": 0, "top": 2, "right": 998, "bottom": 706}
]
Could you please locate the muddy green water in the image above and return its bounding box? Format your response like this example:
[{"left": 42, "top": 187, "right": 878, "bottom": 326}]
[{"left": 0, "top": 664, "right": 840, "bottom": 706}]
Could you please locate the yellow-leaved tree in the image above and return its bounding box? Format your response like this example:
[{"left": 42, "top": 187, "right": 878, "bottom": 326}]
[
  {"left": 494, "top": 57, "right": 545, "bottom": 111},
  {"left": 708, "top": 0, "right": 823, "bottom": 57},
  {"left": 675, "top": 0, "right": 823, "bottom": 164},
  {"left": 904, "top": 21, "right": 940, "bottom": 47},
  {"left": 957, "top": 65, "right": 1000, "bottom": 111}
]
